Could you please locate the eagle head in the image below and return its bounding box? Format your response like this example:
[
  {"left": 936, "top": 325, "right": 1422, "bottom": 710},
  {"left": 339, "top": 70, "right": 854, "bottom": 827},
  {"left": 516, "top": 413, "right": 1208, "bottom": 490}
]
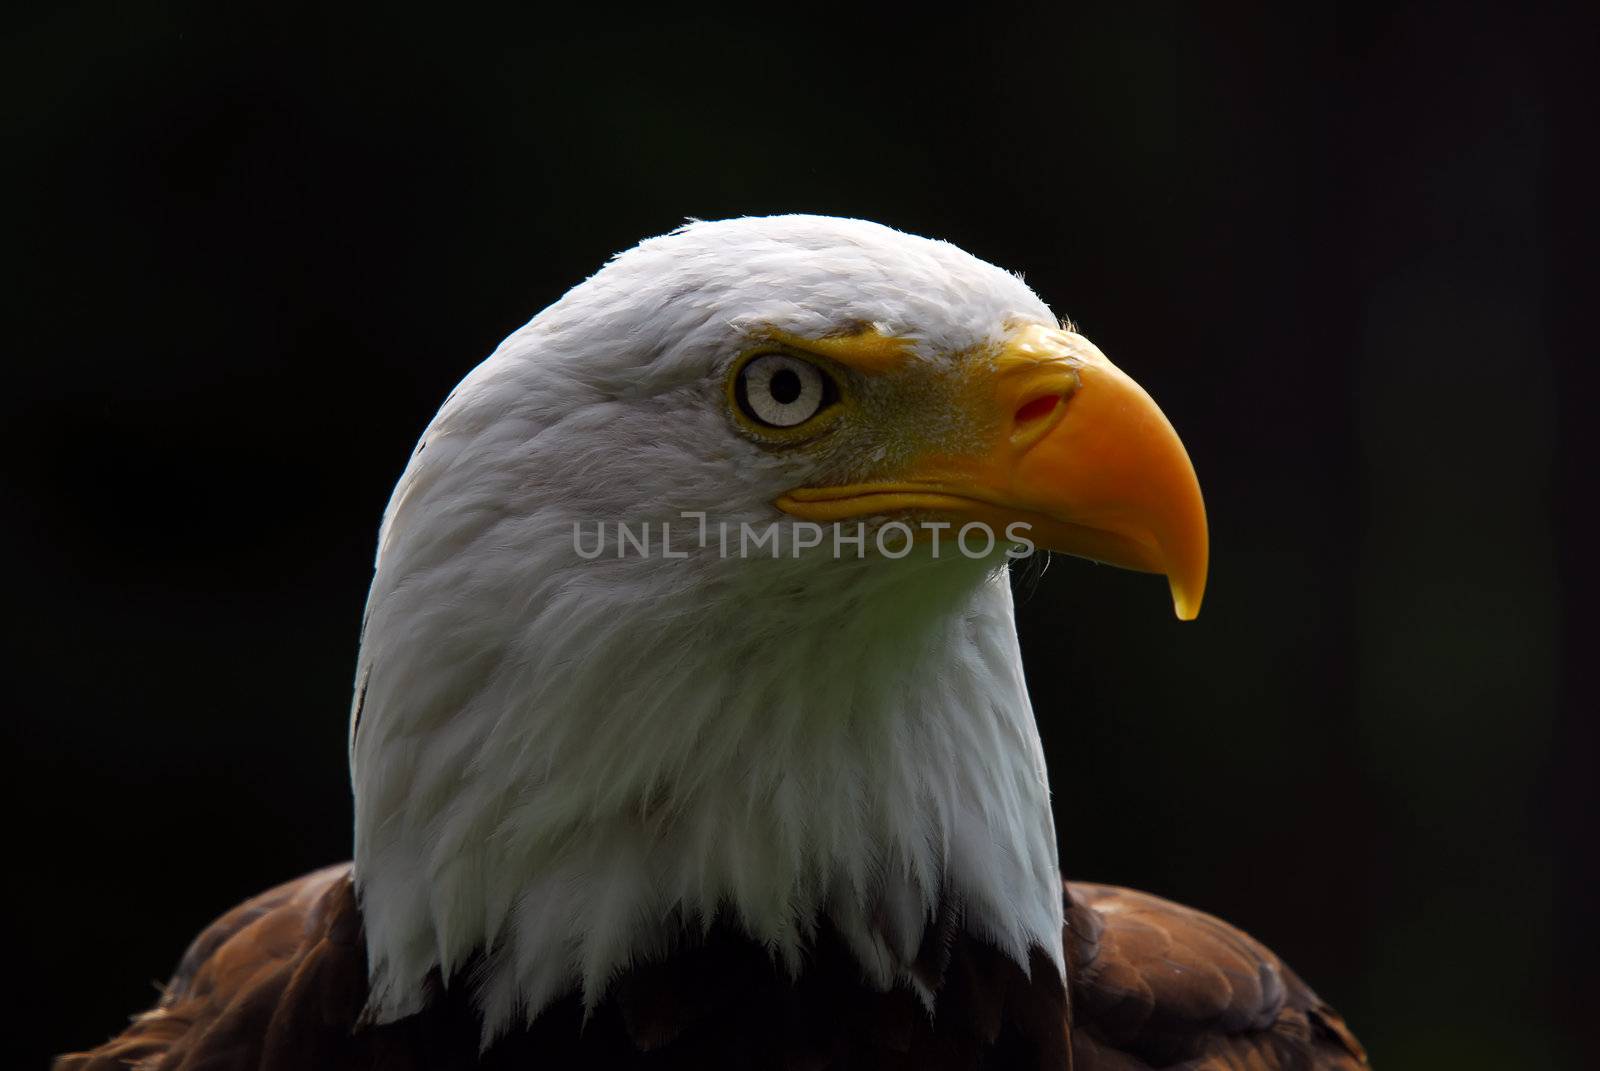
[{"left": 350, "top": 215, "right": 1207, "bottom": 1038}]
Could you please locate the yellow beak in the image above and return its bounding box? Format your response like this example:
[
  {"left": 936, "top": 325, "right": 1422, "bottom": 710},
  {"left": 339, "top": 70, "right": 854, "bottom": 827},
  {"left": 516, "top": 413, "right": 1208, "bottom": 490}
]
[{"left": 775, "top": 324, "right": 1209, "bottom": 619}]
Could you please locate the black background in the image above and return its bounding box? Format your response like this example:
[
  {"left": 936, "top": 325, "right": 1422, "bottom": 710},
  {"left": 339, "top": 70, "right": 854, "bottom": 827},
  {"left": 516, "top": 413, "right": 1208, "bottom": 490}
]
[{"left": 8, "top": 3, "right": 1592, "bottom": 1068}]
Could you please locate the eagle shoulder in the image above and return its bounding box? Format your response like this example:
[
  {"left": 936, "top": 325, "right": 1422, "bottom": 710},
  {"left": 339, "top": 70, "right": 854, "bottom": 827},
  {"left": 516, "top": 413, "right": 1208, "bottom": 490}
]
[
  {"left": 54, "top": 863, "right": 368, "bottom": 1071},
  {"left": 1064, "top": 882, "right": 1368, "bottom": 1070}
]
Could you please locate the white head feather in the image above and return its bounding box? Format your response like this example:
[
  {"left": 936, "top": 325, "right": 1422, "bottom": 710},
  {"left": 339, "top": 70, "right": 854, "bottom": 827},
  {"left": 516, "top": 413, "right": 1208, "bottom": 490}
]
[{"left": 350, "top": 215, "right": 1065, "bottom": 1039}]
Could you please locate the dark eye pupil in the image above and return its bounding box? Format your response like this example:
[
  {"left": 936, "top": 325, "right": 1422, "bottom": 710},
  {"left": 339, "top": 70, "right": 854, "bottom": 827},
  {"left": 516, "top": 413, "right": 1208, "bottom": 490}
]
[{"left": 769, "top": 368, "right": 802, "bottom": 404}]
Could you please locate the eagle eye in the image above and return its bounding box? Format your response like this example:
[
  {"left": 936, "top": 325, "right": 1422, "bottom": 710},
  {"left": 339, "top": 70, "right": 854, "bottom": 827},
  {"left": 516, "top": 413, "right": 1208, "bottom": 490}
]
[{"left": 734, "top": 353, "right": 838, "bottom": 430}]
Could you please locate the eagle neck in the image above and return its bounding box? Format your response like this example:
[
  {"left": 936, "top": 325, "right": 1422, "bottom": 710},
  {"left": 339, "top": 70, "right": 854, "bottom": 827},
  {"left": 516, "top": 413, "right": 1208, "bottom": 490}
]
[{"left": 352, "top": 551, "right": 1064, "bottom": 1039}]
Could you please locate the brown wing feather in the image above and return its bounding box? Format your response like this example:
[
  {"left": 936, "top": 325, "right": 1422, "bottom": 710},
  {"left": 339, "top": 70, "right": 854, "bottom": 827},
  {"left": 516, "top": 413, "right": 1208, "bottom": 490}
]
[
  {"left": 53, "top": 864, "right": 367, "bottom": 1071},
  {"left": 1064, "top": 882, "right": 1369, "bottom": 1070}
]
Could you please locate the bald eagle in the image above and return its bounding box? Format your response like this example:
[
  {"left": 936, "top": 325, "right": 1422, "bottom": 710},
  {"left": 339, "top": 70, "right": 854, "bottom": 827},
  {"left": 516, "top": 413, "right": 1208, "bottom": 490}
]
[{"left": 59, "top": 217, "right": 1367, "bottom": 1070}]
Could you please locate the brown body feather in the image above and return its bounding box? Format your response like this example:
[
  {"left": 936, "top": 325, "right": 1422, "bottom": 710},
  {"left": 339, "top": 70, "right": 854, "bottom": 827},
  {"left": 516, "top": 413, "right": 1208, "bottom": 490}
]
[
  {"left": 1064, "top": 885, "right": 1367, "bottom": 1070},
  {"left": 57, "top": 865, "right": 1365, "bottom": 1070}
]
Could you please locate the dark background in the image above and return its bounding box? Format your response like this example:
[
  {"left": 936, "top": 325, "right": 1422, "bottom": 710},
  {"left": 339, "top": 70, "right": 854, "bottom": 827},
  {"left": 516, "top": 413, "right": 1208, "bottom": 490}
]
[{"left": 7, "top": 3, "right": 1591, "bottom": 1068}]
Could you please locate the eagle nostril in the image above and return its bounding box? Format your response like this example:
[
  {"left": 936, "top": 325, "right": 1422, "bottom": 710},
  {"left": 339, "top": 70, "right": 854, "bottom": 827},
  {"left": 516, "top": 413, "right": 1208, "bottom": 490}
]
[{"left": 1014, "top": 394, "right": 1062, "bottom": 427}]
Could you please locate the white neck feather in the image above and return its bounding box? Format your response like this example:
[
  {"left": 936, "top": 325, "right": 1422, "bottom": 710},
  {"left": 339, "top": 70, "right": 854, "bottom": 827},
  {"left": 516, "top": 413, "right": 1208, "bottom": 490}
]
[{"left": 351, "top": 543, "right": 1063, "bottom": 1040}]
